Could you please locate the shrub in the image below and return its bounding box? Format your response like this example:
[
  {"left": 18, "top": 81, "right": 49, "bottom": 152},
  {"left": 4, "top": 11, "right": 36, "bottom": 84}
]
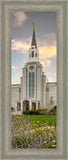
[
  {"left": 54, "top": 106, "right": 57, "bottom": 109},
  {"left": 11, "top": 106, "right": 14, "bottom": 111},
  {"left": 23, "top": 110, "right": 40, "bottom": 115},
  {"left": 23, "top": 108, "right": 57, "bottom": 115},
  {"left": 38, "top": 109, "right": 48, "bottom": 111},
  {"left": 49, "top": 107, "right": 57, "bottom": 115}
]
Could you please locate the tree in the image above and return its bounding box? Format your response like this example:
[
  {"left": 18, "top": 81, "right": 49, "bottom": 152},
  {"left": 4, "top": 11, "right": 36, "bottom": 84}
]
[{"left": 49, "top": 96, "right": 55, "bottom": 108}]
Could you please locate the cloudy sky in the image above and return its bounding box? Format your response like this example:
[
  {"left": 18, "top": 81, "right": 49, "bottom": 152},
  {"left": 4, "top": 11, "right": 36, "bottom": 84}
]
[{"left": 11, "top": 11, "right": 57, "bottom": 84}]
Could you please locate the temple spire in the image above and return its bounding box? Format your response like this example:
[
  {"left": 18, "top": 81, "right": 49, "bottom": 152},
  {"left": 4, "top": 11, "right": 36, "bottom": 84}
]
[
  {"left": 31, "top": 23, "right": 37, "bottom": 49},
  {"left": 33, "top": 23, "right": 36, "bottom": 31}
]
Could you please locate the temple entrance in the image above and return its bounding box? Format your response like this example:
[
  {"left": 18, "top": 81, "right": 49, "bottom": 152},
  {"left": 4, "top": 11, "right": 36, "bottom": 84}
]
[
  {"left": 23, "top": 100, "right": 29, "bottom": 111},
  {"left": 17, "top": 102, "right": 21, "bottom": 111},
  {"left": 32, "top": 102, "right": 36, "bottom": 110},
  {"left": 38, "top": 102, "right": 40, "bottom": 110}
]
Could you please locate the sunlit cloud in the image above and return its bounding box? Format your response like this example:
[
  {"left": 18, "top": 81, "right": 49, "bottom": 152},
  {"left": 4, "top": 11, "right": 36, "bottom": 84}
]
[
  {"left": 43, "top": 33, "right": 56, "bottom": 46},
  {"left": 12, "top": 31, "right": 56, "bottom": 60},
  {"left": 13, "top": 78, "right": 20, "bottom": 84},
  {"left": 46, "top": 59, "right": 51, "bottom": 67},
  {"left": 12, "top": 39, "right": 56, "bottom": 60},
  {"left": 12, "top": 39, "right": 30, "bottom": 54},
  {"left": 37, "top": 33, "right": 57, "bottom": 59},
  {"left": 40, "top": 60, "right": 45, "bottom": 69},
  {"left": 39, "top": 45, "right": 56, "bottom": 59},
  {"left": 18, "top": 78, "right": 20, "bottom": 83},
  {"left": 12, "top": 65, "right": 19, "bottom": 72},
  {"left": 12, "top": 11, "right": 27, "bottom": 26},
  {"left": 54, "top": 73, "right": 56, "bottom": 77},
  {"left": 37, "top": 33, "right": 56, "bottom": 46},
  {"left": 40, "top": 59, "right": 51, "bottom": 71},
  {"left": 48, "top": 77, "right": 53, "bottom": 81}
]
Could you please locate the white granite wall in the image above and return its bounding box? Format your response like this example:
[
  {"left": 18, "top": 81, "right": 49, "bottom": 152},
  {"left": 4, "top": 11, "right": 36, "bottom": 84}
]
[
  {"left": 11, "top": 85, "right": 20, "bottom": 111},
  {"left": 46, "top": 83, "right": 57, "bottom": 109},
  {"left": 37, "top": 67, "right": 41, "bottom": 101},
  {"left": 11, "top": 69, "right": 57, "bottom": 112},
  {"left": 20, "top": 77, "right": 23, "bottom": 99},
  {"left": 23, "top": 68, "right": 27, "bottom": 98},
  {"left": 42, "top": 75, "right": 46, "bottom": 109},
  {"left": 27, "top": 66, "right": 29, "bottom": 99},
  {"left": 11, "top": 82, "right": 57, "bottom": 112}
]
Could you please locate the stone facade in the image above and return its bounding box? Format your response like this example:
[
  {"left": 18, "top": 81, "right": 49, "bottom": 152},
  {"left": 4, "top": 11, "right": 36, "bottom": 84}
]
[{"left": 11, "top": 24, "right": 57, "bottom": 114}]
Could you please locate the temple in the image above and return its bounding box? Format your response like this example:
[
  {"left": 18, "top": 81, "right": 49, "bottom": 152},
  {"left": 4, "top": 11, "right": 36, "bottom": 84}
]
[{"left": 11, "top": 24, "right": 57, "bottom": 114}]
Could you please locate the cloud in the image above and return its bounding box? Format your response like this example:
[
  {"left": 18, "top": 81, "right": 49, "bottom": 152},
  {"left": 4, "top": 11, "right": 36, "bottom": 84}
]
[
  {"left": 37, "top": 33, "right": 56, "bottom": 46},
  {"left": 40, "top": 61, "right": 45, "bottom": 69},
  {"left": 17, "top": 78, "right": 20, "bottom": 83},
  {"left": 13, "top": 78, "right": 20, "bottom": 84},
  {"left": 37, "top": 33, "right": 57, "bottom": 59},
  {"left": 13, "top": 11, "right": 27, "bottom": 26},
  {"left": 46, "top": 59, "right": 51, "bottom": 67},
  {"left": 39, "top": 45, "right": 56, "bottom": 59},
  {"left": 40, "top": 59, "right": 51, "bottom": 72},
  {"left": 43, "top": 33, "right": 56, "bottom": 46},
  {"left": 12, "top": 39, "right": 56, "bottom": 59},
  {"left": 12, "top": 32, "right": 56, "bottom": 59},
  {"left": 12, "top": 65, "right": 19, "bottom": 71},
  {"left": 48, "top": 77, "right": 53, "bottom": 81},
  {"left": 12, "top": 39, "right": 30, "bottom": 54}
]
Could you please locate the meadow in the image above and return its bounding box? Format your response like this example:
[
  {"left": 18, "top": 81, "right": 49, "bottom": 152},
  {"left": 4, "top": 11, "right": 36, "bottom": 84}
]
[{"left": 11, "top": 115, "right": 56, "bottom": 149}]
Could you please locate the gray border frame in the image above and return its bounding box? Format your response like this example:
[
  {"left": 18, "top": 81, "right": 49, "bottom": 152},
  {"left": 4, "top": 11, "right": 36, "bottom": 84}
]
[{"left": 0, "top": 0, "right": 68, "bottom": 160}]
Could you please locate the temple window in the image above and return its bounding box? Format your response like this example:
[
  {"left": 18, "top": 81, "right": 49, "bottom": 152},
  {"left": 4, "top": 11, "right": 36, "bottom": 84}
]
[
  {"left": 32, "top": 51, "right": 34, "bottom": 57},
  {"left": 35, "top": 53, "right": 37, "bottom": 57}
]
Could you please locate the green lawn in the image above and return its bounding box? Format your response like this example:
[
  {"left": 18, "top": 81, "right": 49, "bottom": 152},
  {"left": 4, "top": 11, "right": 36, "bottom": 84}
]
[
  {"left": 25, "top": 115, "right": 56, "bottom": 126},
  {"left": 12, "top": 114, "right": 56, "bottom": 127}
]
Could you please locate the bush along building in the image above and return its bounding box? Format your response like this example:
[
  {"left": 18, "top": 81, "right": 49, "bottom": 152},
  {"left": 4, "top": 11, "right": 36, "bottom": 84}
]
[{"left": 11, "top": 24, "right": 57, "bottom": 114}]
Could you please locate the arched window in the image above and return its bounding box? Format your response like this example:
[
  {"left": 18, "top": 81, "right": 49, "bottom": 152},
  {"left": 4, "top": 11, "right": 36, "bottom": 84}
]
[
  {"left": 32, "top": 51, "right": 34, "bottom": 57},
  {"left": 23, "top": 100, "right": 29, "bottom": 111},
  {"left": 29, "top": 72, "right": 35, "bottom": 97},
  {"left": 29, "top": 72, "right": 31, "bottom": 97},
  {"left": 17, "top": 103, "right": 21, "bottom": 111},
  {"left": 32, "top": 72, "right": 35, "bottom": 97},
  {"left": 35, "top": 53, "right": 37, "bottom": 57}
]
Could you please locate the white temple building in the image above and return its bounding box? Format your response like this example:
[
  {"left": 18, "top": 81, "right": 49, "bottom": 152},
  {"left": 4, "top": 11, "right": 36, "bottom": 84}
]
[{"left": 11, "top": 24, "right": 57, "bottom": 114}]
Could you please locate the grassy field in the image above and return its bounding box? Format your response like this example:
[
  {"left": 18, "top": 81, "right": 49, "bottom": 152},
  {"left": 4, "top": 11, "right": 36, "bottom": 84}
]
[
  {"left": 12, "top": 114, "right": 56, "bottom": 127},
  {"left": 27, "top": 115, "right": 56, "bottom": 126}
]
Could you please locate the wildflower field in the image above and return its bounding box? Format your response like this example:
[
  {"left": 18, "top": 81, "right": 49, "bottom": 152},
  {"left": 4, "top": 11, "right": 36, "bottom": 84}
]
[{"left": 11, "top": 115, "right": 56, "bottom": 149}]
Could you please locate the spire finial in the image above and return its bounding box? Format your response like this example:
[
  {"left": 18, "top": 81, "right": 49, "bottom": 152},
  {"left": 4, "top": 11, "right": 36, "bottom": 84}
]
[
  {"left": 32, "top": 23, "right": 36, "bottom": 31},
  {"left": 31, "top": 22, "right": 37, "bottom": 48}
]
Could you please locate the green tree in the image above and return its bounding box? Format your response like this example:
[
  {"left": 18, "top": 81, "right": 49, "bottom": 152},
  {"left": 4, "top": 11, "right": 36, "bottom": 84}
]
[{"left": 49, "top": 96, "right": 55, "bottom": 108}]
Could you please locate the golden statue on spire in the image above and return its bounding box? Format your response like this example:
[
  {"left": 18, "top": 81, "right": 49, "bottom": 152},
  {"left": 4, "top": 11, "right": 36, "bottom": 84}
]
[{"left": 32, "top": 23, "right": 36, "bottom": 31}]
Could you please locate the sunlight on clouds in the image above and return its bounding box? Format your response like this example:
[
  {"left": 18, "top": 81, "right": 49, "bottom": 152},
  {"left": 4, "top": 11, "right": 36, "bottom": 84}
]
[
  {"left": 13, "top": 78, "right": 20, "bottom": 84},
  {"left": 43, "top": 33, "right": 56, "bottom": 46},
  {"left": 12, "top": 35, "right": 56, "bottom": 61},
  {"left": 12, "top": 39, "right": 56, "bottom": 60},
  {"left": 13, "top": 11, "right": 27, "bottom": 26},
  {"left": 40, "top": 61, "right": 45, "bottom": 69},
  {"left": 12, "top": 65, "right": 19, "bottom": 72},
  {"left": 39, "top": 45, "right": 56, "bottom": 59},
  {"left": 37, "top": 33, "right": 56, "bottom": 47},
  {"left": 18, "top": 78, "right": 20, "bottom": 83},
  {"left": 40, "top": 59, "right": 51, "bottom": 71},
  {"left": 46, "top": 59, "right": 51, "bottom": 67},
  {"left": 12, "top": 40, "right": 30, "bottom": 54},
  {"left": 48, "top": 77, "right": 53, "bottom": 81}
]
